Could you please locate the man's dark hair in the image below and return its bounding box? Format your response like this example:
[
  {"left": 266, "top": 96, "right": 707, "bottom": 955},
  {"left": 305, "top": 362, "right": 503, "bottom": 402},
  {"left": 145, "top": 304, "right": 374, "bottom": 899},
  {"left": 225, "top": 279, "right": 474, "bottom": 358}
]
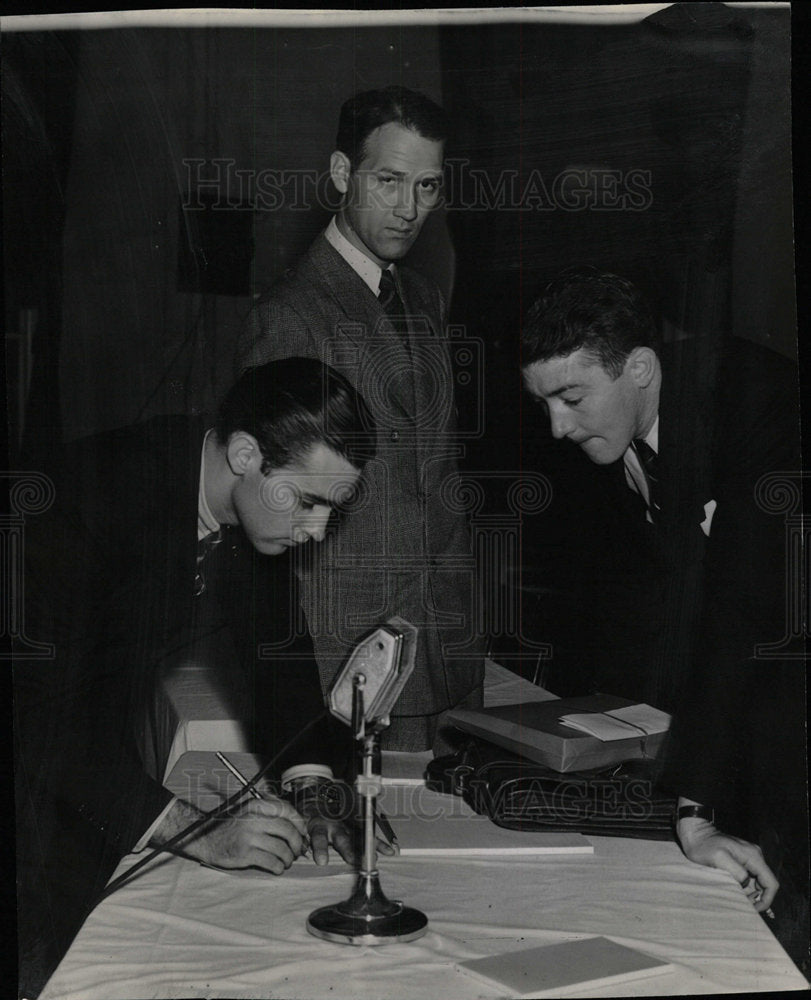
[
  {"left": 521, "top": 269, "right": 660, "bottom": 379},
  {"left": 335, "top": 85, "right": 448, "bottom": 168},
  {"left": 216, "top": 358, "right": 375, "bottom": 474}
]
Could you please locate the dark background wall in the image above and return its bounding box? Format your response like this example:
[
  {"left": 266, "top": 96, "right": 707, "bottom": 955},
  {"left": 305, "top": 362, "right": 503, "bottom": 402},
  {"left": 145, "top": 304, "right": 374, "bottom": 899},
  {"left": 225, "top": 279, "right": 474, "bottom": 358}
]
[
  {"left": 4, "top": 25, "right": 449, "bottom": 445},
  {"left": 3, "top": 6, "right": 795, "bottom": 456}
]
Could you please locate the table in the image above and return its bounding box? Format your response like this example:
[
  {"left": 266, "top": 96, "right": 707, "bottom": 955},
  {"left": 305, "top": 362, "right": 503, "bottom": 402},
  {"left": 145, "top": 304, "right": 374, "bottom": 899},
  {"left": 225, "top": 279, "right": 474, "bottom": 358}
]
[
  {"left": 41, "top": 663, "right": 809, "bottom": 998},
  {"left": 41, "top": 750, "right": 809, "bottom": 999}
]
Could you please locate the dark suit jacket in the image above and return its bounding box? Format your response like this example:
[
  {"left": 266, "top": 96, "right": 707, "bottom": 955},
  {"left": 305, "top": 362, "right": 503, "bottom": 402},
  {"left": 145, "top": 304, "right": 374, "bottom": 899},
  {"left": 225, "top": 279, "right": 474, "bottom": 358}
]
[
  {"left": 523, "top": 336, "right": 803, "bottom": 836},
  {"left": 654, "top": 338, "right": 805, "bottom": 839},
  {"left": 238, "top": 233, "right": 485, "bottom": 749},
  {"left": 15, "top": 415, "right": 349, "bottom": 969}
]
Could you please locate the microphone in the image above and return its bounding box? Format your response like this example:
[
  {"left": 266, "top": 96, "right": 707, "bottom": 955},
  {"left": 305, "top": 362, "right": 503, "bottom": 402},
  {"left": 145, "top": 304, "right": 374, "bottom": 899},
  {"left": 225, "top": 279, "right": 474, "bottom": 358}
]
[
  {"left": 327, "top": 617, "right": 418, "bottom": 731},
  {"left": 308, "top": 617, "right": 428, "bottom": 945}
]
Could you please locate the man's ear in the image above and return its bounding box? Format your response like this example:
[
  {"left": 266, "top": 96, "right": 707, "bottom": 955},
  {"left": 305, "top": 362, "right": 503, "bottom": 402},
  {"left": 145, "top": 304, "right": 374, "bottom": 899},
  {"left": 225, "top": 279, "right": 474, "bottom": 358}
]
[
  {"left": 225, "top": 432, "right": 261, "bottom": 476},
  {"left": 330, "top": 150, "right": 351, "bottom": 196},
  {"left": 627, "top": 347, "right": 658, "bottom": 388}
]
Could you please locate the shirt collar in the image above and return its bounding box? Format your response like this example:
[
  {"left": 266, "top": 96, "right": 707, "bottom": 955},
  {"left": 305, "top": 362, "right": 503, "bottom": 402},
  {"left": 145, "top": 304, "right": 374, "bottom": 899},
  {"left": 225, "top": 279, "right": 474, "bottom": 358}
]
[
  {"left": 325, "top": 215, "right": 391, "bottom": 296},
  {"left": 622, "top": 414, "right": 659, "bottom": 504},
  {"left": 198, "top": 429, "right": 220, "bottom": 540},
  {"left": 643, "top": 415, "right": 659, "bottom": 454}
]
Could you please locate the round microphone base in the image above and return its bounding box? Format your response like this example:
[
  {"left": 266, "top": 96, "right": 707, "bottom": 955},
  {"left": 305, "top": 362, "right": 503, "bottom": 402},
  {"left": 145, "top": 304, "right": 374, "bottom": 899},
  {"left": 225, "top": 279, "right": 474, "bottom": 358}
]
[{"left": 306, "top": 870, "right": 428, "bottom": 945}]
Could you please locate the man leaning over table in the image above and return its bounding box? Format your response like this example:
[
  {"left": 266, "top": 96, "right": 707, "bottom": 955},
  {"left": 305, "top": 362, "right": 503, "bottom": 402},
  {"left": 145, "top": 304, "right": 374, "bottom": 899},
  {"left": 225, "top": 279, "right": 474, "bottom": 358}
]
[
  {"left": 15, "top": 358, "right": 379, "bottom": 994},
  {"left": 520, "top": 269, "right": 807, "bottom": 965}
]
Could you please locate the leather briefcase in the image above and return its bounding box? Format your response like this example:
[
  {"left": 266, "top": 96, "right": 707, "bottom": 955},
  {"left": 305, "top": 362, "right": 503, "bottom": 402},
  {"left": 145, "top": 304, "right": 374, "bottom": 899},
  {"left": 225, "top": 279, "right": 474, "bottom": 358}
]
[{"left": 426, "top": 737, "right": 677, "bottom": 841}]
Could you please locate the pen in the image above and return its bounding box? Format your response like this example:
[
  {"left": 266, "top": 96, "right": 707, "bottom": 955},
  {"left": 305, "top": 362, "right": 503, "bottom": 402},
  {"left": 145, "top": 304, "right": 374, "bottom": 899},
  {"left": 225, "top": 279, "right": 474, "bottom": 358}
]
[
  {"left": 375, "top": 808, "right": 399, "bottom": 853},
  {"left": 215, "top": 752, "right": 310, "bottom": 858},
  {"left": 215, "top": 751, "right": 262, "bottom": 799}
]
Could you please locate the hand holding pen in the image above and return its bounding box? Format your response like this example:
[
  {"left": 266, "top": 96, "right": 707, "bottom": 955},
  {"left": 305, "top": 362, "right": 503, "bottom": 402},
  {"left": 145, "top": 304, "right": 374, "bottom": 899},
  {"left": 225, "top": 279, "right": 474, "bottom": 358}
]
[{"left": 216, "top": 752, "right": 310, "bottom": 858}]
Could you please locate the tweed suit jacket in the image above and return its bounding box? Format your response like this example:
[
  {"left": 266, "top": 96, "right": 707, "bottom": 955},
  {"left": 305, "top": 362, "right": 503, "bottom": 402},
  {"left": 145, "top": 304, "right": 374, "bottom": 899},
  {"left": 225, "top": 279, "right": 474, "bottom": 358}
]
[{"left": 238, "top": 233, "right": 485, "bottom": 748}]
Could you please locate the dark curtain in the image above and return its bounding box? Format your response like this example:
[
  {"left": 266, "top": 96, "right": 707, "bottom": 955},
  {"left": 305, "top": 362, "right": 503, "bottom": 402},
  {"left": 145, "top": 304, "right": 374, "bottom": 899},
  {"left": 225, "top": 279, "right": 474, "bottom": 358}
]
[{"left": 3, "top": 31, "right": 78, "bottom": 467}]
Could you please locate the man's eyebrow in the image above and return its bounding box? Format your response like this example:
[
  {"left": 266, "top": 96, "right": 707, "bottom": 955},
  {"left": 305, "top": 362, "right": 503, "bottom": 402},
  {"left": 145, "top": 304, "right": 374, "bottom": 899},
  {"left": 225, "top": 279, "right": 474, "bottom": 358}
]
[
  {"left": 299, "top": 490, "right": 332, "bottom": 506},
  {"left": 373, "top": 167, "right": 442, "bottom": 179},
  {"left": 547, "top": 382, "right": 585, "bottom": 398}
]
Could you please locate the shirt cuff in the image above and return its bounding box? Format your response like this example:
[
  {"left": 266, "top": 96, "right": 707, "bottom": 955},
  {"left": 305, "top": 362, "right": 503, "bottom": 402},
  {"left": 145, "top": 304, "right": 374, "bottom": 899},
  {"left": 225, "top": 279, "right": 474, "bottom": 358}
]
[{"left": 132, "top": 797, "right": 178, "bottom": 853}]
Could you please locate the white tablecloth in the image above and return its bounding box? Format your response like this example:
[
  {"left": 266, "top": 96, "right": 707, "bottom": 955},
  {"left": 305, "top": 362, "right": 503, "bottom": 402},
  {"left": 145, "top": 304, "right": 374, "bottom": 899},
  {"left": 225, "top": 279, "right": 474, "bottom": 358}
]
[
  {"left": 41, "top": 742, "right": 808, "bottom": 999},
  {"left": 40, "top": 826, "right": 807, "bottom": 999},
  {"left": 41, "top": 662, "right": 808, "bottom": 998}
]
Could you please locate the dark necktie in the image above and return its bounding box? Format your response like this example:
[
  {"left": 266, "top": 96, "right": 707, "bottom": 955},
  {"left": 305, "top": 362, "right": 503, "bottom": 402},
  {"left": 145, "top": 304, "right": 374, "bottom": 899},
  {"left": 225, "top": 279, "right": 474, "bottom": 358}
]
[
  {"left": 194, "top": 526, "right": 226, "bottom": 596},
  {"left": 378, "top": 268, "right": 410, "bottom": 348},
  {"left": 632, "top": 438, "right": 661, "bottom": 522},
  {"left": 378, "top": 268, "right": 405, "bottom": 315}
]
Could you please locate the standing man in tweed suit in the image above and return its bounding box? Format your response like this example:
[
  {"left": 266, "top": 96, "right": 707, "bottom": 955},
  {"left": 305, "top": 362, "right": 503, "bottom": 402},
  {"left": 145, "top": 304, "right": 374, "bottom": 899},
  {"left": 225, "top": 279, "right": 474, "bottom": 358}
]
[{"left": 238, "top": 86, "right": 485, "bottom": 751}]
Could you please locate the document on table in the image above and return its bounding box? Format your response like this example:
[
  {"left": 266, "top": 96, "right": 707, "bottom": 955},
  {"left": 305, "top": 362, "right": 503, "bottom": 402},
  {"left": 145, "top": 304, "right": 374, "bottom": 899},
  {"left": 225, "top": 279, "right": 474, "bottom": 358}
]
[
  {"left": 456, "top": 936, "right": 674, "bottom": 997},
  {"left": 388, "top": 813, "right": 592, "bottom": 857},
  {"left": 559, "top": 703, "right": 670, "bottom": 741}
]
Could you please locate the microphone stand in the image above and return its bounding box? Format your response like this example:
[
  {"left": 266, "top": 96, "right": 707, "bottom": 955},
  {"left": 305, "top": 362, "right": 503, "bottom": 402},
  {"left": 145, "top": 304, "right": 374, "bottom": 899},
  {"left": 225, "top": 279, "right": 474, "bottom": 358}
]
[{"left": 306, "top": 674, "right": 428, "bottom": 944}]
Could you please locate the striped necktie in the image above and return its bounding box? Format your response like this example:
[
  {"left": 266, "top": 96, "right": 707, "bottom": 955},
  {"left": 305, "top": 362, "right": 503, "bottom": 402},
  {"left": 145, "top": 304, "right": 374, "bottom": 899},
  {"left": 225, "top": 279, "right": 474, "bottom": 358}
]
[{"left": 632, "top": 438, "right": 661, "bottom": 522}]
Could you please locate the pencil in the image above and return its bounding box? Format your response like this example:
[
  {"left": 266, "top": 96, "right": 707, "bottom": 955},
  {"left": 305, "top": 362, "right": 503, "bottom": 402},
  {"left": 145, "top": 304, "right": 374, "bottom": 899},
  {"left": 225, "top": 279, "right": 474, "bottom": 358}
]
[
  {"left": 215, "top": 751, "right": 262, "bottom": 799},
  {"left": 375, "top": 808, "right": 399, "bottom": 852}
]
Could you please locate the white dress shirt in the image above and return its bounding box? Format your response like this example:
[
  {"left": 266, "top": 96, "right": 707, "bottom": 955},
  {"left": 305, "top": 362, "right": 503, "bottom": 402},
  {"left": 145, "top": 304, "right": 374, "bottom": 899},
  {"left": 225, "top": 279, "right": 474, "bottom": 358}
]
[
  {"left": 324, "top": 215, "right": 393, "bottom": 295},
  {"left": 623, "top": 416, "right": 659, "bottom": 515}
]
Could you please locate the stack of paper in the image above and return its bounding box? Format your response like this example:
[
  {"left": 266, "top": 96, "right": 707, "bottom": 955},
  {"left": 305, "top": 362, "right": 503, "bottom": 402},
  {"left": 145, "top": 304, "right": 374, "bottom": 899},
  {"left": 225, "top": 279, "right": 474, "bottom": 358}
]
[
  {"left": 456, "top": 936, "right": 674, "bottom": 997},
  {"left": 446, "top": 694, "right": 671, "bottom": 771},
  {"left": 559, "top": 704, "right": 671, "bottom": 741}
]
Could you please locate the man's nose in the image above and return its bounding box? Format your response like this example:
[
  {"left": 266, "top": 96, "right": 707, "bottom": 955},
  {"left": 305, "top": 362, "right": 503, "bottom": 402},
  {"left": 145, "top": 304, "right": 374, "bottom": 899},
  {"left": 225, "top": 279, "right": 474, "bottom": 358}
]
[
  {"left": 393, "top": 186, "right": 418, "bottom": 222},
  {"left": 298, "top": 507, "right": 330, "bottom": 543},
  {"left": 549, "top": 406, "right": 575, "bottom": 440}
]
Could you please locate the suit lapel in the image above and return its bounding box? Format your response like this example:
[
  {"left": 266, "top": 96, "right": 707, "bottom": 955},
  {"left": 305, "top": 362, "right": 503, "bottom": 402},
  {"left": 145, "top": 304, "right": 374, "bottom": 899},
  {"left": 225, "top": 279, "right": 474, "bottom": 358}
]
[
  {"left": 659, "top": 340, "right": 717, "bottom": 533},
  {"left": 305, "top": 236, "right": 418, "bottom": 426}
]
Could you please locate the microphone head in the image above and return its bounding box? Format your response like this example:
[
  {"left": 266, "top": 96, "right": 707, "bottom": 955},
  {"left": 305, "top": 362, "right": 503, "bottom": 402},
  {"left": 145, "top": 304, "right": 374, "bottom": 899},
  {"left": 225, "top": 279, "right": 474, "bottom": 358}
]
[{"left": 328, "top": 618, "right": 418, "bottom": 728}]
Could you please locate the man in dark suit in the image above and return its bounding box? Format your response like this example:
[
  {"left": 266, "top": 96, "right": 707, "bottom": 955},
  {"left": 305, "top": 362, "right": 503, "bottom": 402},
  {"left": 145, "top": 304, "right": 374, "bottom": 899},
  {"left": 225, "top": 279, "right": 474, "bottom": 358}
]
[
  {"left": 15, "top": 358, "right": 377, "bottom": 994},
  {"left": 238, "top": 86, "right": 485, "bottom": 753},
  {"left": 520, "top": 271, "right": 806, "bottom": 958}
]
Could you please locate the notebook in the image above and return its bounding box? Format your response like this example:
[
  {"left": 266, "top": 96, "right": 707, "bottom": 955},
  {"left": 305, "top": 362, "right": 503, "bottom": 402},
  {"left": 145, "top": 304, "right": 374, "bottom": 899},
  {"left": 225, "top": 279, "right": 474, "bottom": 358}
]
[
  {"left": 388, "top": 814, "right": 592, "bottom": 857},
  {"left": 456, "top": 936, "right": 674, "bottom": 997},
  {"left": 380, "top": 785, "right": 592, "bottom": 857}
]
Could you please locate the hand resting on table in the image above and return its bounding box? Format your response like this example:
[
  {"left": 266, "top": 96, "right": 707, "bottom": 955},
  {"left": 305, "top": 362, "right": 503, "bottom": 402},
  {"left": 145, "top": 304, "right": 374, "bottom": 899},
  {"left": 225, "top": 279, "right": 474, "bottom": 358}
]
[
  {"left": 676, "top": 798, "right": 779, "bottom": 912},
  {"left": 293, "top": 779, "right": 397, "bottom": 867},
  {"left": 150, "top": 796, "right": 309, "bottom": 875}
]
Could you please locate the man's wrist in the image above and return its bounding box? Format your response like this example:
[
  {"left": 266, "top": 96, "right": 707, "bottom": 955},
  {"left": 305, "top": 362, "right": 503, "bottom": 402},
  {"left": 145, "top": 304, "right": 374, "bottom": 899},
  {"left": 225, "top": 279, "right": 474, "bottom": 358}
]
[
  {"left": 676, "top": 804, "right": 715, "bottom": 824},
  {"left": 675, "top": 797, "right": 717, "bottom": 847},
  {"left": 149, "top": 798, "right": 207, "bottom": 848}
]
